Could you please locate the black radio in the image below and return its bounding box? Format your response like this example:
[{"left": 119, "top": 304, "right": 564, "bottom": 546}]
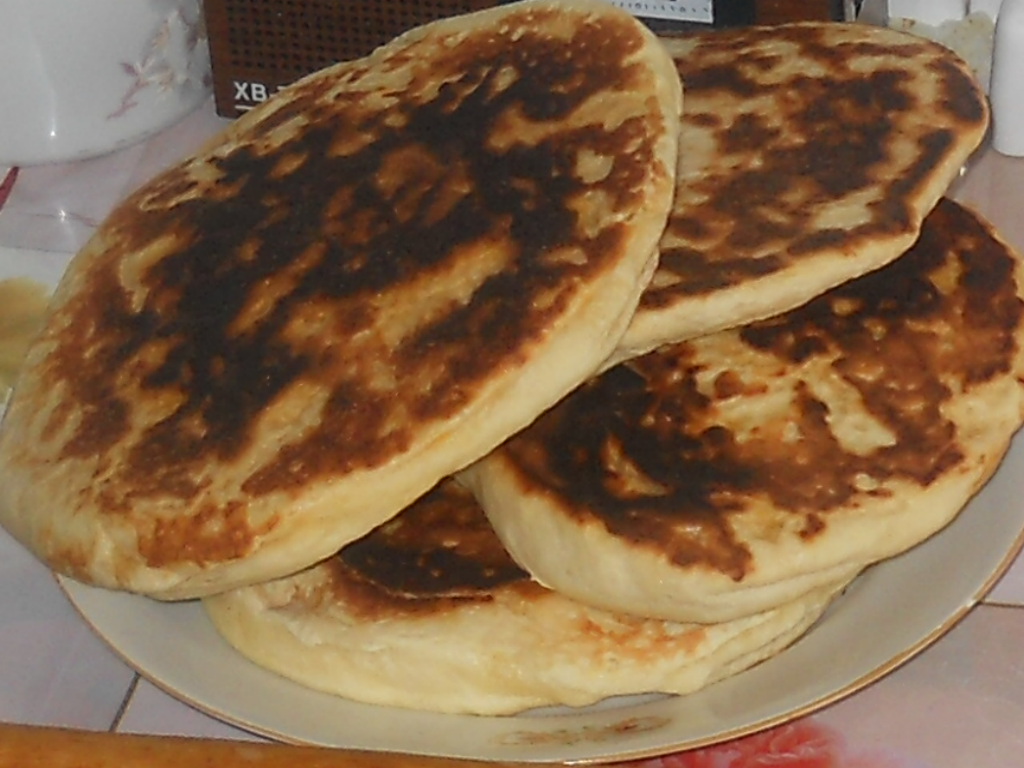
[{"left": 204, "top": 0, "right": 855, "bottom": 117}]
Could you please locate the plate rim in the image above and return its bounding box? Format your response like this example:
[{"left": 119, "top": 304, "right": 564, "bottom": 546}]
[{"left": 56, "top": 433, "right": 1024, "bottom": 764}]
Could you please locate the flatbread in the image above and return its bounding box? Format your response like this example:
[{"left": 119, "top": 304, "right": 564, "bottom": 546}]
[
  {"left": 611, "top": 21, "right": 989, "bottom": 364},
  {"left": 204, "top": 479, "right": 849, "bottom": 715},
  {"left": 465, "top": 199, "right": 1024, "bottom": 623},
  {"left": 0, "top": 0, "right": 681, "bottom": 600}
]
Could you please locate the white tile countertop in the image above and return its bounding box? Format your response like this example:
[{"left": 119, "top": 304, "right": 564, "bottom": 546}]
[{"left": 2, "top": 97, "right": 1024, "bottom": 766}]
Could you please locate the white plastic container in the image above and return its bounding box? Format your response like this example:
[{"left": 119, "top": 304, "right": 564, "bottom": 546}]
[
  {"left": 969, "top": 0, "right": 1003, "bottom": 21},
  {"left": 888, "top": 0, "right": 967, "bottom": 25},
  {"left": 991, "top": 0, "right": 1024, "bottom": 155}
]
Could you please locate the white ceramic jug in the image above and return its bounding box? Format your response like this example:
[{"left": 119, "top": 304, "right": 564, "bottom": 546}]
[{"left": 0, "top": 0, "right": 211, "bottom": 165}]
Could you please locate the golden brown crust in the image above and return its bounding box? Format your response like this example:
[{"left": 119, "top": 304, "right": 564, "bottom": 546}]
[
  {"left": 43, "top": 4, "right": 666, "bottom": 498},
  {"left": 315, "top": 480, "right": 538, "bottom": 621},
  {"left": 204, "top": 479, "right": 849, "bottom": 714},
  {"left": 0, "top": 0, "right": 680, "bottom": 599},
  {"left": 613, "top": 22, "right": 990, "bottom": 361},
  {"left": 468, "top": 199, "right": 1024, "bottom": 622}
]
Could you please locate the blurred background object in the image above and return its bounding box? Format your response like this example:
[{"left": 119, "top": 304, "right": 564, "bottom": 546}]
[
  {"left": 203, "top": 0, "right": 855, "bottom": 118},
  {"left": 991, "top": 0, "right": 1024, "bottom": 155},
  {"left": 0, "top": 0, "right": 211, "bottom": 166},
  {"left": 863, "top": 0, "right": 998, "bottom": 90}
]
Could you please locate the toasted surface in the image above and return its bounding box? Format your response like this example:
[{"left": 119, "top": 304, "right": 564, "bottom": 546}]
[
  {"left": 204, "top": 479, "right": 848, "bottom": 715},
  {"left": 613, "top": 21, "right": 989, "bottom": 363},
  {"left": 0, "top": 0, "right": 680, "bottom": 600},
  {"left": 466, "top": 199, "right": 1024, "bottom": 623}
]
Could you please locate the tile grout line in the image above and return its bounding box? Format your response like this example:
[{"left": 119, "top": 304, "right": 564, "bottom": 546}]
[{"left": 108, "top": 673, "right": 140, "bottom": 733}]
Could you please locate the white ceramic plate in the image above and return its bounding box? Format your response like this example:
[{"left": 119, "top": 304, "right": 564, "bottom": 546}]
[{"left": 59, "top": 431, "right": 1024, "bottom": 765}]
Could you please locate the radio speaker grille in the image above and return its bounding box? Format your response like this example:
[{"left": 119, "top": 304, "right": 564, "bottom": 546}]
[
  {"left": 203, "top": 0, "right": 851, "bottom": 117},
  {"left": 204, "top": 0, "right": 500, "bottom": 116}
]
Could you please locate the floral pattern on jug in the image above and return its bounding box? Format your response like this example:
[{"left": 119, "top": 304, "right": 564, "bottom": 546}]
[
  {"left": 111, "top": 1, "right": 211, "bottom": 119},
  {"left": 0, "top": 0, "right": 213, "bottom": 165}
]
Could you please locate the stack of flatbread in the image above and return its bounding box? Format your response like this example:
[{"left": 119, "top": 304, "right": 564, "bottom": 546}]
[{"left": 1, "top": 0, "right": 1021, "bottom": 717}]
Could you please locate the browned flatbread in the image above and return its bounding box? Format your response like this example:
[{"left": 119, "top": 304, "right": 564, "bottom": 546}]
[
  {"left": 0, "top": 0, "right": 681, "bottom": 600},
  {"left": 612, "top": 21, "right": 989, "bottom": 364},
  {"left": 204, "top": 479, "right": 849, "bottom": 714},
  {"left": 465, "top": 199, "right": 1024, "bottom": 623}
]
